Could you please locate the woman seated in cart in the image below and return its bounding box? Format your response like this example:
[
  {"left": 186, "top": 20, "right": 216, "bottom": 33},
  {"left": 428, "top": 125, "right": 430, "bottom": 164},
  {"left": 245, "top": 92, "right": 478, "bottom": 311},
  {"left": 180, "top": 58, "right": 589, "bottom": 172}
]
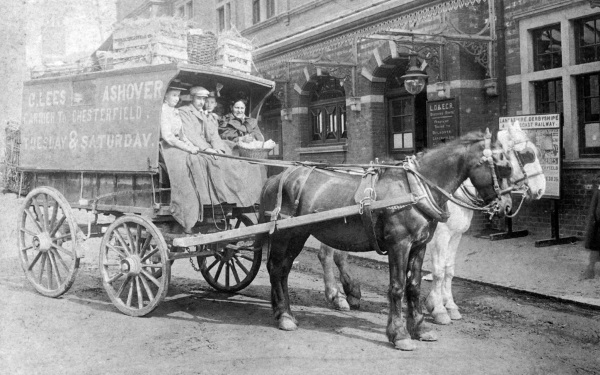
[
  {"left": 219, "top": 96, "right": 264, "bottom": 155},
  {"left": 160, "top": 86, "right": 265, "bottom": 234}
]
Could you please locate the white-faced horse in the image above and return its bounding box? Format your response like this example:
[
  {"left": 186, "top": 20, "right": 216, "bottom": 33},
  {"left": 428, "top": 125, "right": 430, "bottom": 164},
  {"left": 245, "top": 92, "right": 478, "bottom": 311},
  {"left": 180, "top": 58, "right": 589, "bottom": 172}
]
[
  {"left": 319, "top": 122, "right": 546, "bottom": 327},
  {"left": 258, "top": 131, "right": 513, "bottom": 350}
]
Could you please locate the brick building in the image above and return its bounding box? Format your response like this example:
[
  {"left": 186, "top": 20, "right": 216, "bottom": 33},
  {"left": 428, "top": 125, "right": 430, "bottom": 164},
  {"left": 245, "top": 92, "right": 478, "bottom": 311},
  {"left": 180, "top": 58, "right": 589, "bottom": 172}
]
[{"left": 119, "top": 0, "right": 600, "bottom": 237}]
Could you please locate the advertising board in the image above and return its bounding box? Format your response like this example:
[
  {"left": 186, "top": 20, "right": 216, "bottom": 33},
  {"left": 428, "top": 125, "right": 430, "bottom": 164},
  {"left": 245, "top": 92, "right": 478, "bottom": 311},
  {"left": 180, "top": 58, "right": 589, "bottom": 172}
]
[
  {"left": 499, "top": 114, "right": 561, "bottom": 199},
  {"left": 20, "top": 67, "right": 176, "bottom": 173}
]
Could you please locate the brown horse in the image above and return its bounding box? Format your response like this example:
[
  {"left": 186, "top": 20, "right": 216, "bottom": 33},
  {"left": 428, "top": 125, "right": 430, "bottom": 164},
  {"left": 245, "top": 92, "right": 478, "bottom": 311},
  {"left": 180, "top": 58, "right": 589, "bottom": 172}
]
[{"left": 258, "top": 131, "right": 512, "bottom": 351}]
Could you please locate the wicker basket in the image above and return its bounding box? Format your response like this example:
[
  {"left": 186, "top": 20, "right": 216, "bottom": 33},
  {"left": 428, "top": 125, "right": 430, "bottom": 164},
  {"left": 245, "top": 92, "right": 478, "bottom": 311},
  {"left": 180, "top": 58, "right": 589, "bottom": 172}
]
[
  {"left": 187, "top": 31, "right": 217, "bottom": 65},
  {"left": 238, "top": 147, "right": 271, "bottom": 159}
]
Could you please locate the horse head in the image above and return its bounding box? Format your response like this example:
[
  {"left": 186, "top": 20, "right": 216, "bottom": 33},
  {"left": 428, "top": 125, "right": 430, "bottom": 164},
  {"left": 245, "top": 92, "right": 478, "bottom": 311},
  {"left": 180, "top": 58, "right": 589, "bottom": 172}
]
[
  {"left": 465, "top": 128, "right": 513, "bottom": 217},
  {"left": 497, "top": 121, "right": 546, "bottom": 200}
]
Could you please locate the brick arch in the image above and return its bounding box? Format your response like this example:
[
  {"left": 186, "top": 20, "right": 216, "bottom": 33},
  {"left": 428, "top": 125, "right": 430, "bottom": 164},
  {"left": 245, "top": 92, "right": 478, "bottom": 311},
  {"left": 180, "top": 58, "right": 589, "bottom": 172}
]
[{"left": 362, "top": 41, "right": 414, "bottom": 82}]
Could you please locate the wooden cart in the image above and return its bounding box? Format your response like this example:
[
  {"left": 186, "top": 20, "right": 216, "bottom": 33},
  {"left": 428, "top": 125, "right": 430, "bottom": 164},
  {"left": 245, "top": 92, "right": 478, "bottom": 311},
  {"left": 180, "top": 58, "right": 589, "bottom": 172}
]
[{"left": 16, "top": 63, "right": 417, "bottom": 316}]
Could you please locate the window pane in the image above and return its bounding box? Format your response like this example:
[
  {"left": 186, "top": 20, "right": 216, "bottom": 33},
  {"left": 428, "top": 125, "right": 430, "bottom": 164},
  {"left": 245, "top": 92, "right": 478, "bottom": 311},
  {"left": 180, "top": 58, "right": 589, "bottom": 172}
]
[
  {"left": 391, "top": 116, "right": 402, "bottom": 133},
  {"left": 403, "top": 133, "right": 413, "bottom": 149},
  {"left": 253, "top": 0, "right": 260, "bottom": 24},
  {"left": 585, "top": 123, "right": 600, "bottom": 148},
  {"left": 534, "top": 25, "right": 562, "bottom": 71},
  {"left": 393, "top": 133, "right": 403, "bottom": 149}
]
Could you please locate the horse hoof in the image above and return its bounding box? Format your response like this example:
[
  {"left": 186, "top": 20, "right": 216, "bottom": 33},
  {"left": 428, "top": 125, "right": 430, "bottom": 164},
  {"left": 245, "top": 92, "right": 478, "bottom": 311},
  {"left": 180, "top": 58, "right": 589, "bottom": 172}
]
[
  {"left": 418, "top": 330, "right": 438, "bottom": 342},
  {"left": 432, "top": 312, "right": 452, "bottom": 325},
  {"left": 347, "top": 295, "right": 361, "bottom": 310},
  {"left": 447, "top": 308, "right": 462, "bottom": 320},
  {"left": 394, "top": 339, "right": 417, "bottom": 351},
  {"left": 333, "top": 296, "right": 350, "bottom": 311},
  {"left": 278, "top": 314, "right": 298, "bottom": 331}
]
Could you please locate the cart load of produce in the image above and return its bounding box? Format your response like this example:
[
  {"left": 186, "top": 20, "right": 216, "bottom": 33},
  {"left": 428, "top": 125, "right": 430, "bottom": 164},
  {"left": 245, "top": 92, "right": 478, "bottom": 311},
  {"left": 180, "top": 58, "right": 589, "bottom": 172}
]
[{"left": 109, "top": 17, "right": 188, "bottom": 69}]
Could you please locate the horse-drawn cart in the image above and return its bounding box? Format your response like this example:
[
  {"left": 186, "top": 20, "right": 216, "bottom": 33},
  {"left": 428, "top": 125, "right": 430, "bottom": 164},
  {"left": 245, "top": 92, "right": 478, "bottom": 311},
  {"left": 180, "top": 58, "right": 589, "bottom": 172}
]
[{"left": 16, "top": 63, "right": 419, "bottom": 317}]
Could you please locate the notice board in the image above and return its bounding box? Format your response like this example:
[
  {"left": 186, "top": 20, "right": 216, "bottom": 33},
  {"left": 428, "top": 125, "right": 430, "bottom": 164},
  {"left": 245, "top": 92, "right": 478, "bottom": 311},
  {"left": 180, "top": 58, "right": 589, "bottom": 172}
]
[
  {"left": 427, "top": 98, "right": 459, "bottom": 148},
  {"left": 499, "top": 114, "right": 561, "bottom": 199}
]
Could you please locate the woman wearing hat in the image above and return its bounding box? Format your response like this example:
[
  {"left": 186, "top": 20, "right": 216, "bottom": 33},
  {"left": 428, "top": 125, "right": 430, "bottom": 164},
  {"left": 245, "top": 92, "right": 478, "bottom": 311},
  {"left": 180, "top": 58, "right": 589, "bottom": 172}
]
[
  {"left": 219, "top": 98, "right": 264, "bottom": 149},
  {"left": 160, "top": 87, "right": 200, "bottom": 154}
]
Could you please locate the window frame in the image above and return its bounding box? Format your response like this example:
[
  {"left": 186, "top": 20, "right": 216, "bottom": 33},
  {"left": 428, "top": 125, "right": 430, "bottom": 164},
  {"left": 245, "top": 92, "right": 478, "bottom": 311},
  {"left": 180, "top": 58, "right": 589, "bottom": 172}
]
[
  {"left": 577, "top": 72, "right": 600, "bottom": 157},
  {"left": 532, "top": 24, "right": 562, "bottom": 71},
  {"left": 576, "top": 14, "right": 600, "bottom": 64},
  {"left": 252, "top": 0, "right": 261, "bottom": 25},
  {"left": 266, "top": 0, "right": 275, "bottom": 19},
  {"left": 534, "top": 78, "right": 563, "bottom": 114}
]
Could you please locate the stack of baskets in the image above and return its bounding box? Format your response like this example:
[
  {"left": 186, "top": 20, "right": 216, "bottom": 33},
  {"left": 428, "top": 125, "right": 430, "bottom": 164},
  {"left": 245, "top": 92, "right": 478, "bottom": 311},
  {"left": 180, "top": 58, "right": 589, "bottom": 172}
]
[{"left": 187, "top": 29, "right": 217, "bottom": 65}]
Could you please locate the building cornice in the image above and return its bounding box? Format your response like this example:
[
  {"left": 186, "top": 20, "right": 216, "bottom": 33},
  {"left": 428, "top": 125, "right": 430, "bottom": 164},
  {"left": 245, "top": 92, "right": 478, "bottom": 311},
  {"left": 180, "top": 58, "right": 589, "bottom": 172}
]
[{"left": 509, "top": 0, "right": 588, "bottom": 21}]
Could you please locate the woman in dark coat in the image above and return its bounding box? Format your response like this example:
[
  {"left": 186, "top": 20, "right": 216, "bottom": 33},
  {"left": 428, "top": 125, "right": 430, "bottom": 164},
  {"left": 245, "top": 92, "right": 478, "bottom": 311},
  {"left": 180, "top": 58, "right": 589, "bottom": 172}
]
[
  {"left": 583, "top": 185, "right": 600, "bottom": 279},
  {"left": 218, "top": 98, "right": 264, "bottom": 150}
]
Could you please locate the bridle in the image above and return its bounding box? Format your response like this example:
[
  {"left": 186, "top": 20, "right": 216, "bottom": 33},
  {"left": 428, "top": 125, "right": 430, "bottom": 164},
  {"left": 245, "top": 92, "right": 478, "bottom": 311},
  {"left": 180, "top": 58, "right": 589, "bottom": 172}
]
[
  {"left": 504, "top": 136, "right": 544, "bottom": 194},
  {"left": 404, "top": 132, "right": 512, "bottom": 219}
]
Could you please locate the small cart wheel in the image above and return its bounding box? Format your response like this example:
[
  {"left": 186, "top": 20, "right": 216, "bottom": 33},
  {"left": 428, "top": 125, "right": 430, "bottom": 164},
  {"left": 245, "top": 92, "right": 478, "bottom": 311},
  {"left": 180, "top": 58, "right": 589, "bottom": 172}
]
[
  {"left": 18, "top": 186, "right": 80, "bottom": 297},
  {"left": 100, "top": 215, "right": 170, "bottom": 317},
  {"left": 199, "top": 214, "right": 262, "bottom": 292}
]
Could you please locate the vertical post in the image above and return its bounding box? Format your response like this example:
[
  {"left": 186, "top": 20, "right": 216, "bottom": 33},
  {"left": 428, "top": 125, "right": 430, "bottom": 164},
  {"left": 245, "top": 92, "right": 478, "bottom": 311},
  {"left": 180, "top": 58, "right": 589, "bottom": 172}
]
[{"left": 535, "top": 199, "right": 578, "bottom": 247}]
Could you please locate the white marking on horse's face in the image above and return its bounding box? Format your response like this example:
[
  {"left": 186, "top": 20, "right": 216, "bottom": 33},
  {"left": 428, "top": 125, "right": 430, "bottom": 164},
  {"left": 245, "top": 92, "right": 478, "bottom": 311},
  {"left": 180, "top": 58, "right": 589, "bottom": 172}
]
[{"left": 498, "top": 125, "right": 546, "bottom": 200}]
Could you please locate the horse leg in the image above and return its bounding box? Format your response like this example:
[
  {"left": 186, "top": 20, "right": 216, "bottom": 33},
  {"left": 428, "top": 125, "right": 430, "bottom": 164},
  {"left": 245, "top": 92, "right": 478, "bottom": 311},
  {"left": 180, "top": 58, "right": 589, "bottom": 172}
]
[
  {"left": 318, "top": 244, "right": 350, "bottom": 311},
  {"left": 443, "top": 233, "right": 462, "bottom": 320},
  {"left": 267, "top": 232, "right": 310, "bottom": 331},
  {"left": 424, "top": 226, "right": 452, "bottom": 325},
  {"left": 386, "top": 241, "right": 415, "bottom": 351},
  {"left": 407, "top": 242, "right": 438, "bottom": 342},
  {"left": 334, "top": 249, "right": 362, "bottom": 310}
]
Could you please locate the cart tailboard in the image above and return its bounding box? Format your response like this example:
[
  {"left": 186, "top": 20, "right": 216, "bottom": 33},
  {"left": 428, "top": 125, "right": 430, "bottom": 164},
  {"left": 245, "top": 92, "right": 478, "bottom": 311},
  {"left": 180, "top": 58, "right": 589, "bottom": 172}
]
[{"left": 172, "top": 194, "right": 417, "bottom": 248}]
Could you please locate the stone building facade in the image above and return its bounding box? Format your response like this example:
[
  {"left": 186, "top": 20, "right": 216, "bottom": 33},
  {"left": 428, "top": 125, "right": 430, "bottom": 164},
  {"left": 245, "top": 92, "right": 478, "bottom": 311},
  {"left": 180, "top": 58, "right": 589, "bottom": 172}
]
[{"left": 118, "top": 0, "right": 600, "bottom": 238}]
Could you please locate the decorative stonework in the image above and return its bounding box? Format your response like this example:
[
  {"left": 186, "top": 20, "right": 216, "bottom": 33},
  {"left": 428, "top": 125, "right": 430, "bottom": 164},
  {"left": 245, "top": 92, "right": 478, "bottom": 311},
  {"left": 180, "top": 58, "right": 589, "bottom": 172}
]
[{"left": 255, "top": 0, "right": 487, "bottom": 74}]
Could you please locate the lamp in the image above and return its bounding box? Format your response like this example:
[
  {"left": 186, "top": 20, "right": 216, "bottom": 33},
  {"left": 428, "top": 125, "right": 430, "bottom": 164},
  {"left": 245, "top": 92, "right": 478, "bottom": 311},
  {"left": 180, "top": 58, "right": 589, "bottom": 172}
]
[{"left": 401, "top": 52, "right": 428, "bottom": 95}]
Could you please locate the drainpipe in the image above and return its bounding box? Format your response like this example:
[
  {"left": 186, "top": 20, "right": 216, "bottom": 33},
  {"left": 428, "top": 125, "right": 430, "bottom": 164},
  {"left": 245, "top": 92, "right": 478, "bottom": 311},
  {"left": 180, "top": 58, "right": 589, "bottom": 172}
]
[{"left": 495, "top": 0, "right": 507, "bottom": 116}]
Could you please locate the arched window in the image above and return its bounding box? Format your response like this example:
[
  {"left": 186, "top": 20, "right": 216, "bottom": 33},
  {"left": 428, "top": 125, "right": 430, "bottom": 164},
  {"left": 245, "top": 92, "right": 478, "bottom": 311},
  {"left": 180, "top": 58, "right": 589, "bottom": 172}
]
[{"left": 309, "top": 74, "right": 347, "bottom": 144}]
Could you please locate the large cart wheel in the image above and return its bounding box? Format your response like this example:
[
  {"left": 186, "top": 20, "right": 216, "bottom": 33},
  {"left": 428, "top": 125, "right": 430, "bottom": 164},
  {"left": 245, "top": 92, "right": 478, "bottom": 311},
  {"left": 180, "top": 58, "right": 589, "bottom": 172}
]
[
  {"left": 198, "top": 214, "right": 262, "bottom": 292},
  {"left": 100, "top": 215, "right": 170, "bottom": 316},
  {"left": 18, "top": 186, "right": 80, "bottom": 297}
]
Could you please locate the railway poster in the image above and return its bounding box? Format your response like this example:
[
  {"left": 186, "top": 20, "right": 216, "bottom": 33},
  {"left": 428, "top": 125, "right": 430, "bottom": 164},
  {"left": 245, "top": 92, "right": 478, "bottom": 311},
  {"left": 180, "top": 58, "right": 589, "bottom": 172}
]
[
  {"left": 499, "top": 114, "right": 561, "bottom": 199},
  {"left": 427, "top": 98, "right": 459, "bottom": 148}
]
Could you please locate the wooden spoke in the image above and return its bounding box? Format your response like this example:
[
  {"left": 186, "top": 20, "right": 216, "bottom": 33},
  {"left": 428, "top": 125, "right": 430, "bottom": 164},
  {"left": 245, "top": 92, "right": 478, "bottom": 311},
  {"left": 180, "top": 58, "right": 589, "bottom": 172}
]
[
  {"left": 136, "top": 225, "right": 143, "bottom": 254},
  {"left": 234, "top": 257, "right": 250, "bottom": 276},
  {"left": 42, "top": 194, "right": 50, "bottom": 232},
  {"left": 24, "top": 208, "right": 43, "bottom": 233},
  {"left": 229, "top": 261, "right": 241, "bottom": 285},
  {"left": 106, "top": 242, "right": 128, "bottom": 259},
  {"left": 52, "top": 233, "right": 72, "bottom": 243},
  {"left": 213, "top": 261, "right": 225, "bottom": 282},
  {"left": 103, "top": 262, "right": 121, "bottom": 267},
  {"left": 32, "top": 200, "right": 46, "bottom": 231},
  {"left": 205, "top": 258, "right": 219, "bottom": 272},
  {"left": 225, "top": 262, "right": 231, "bottom": 287},
  {"left": 141, "top": 263, "right": 163, "bottom": 269},
  {"left": 140, "top": 247, "right": 158, "bottom": 263},
  {"left": 27, "top": 251, "right": 44, "bottom": 271},
  {"left": 115, "top": 275, "right": 131, "bottom": 298},
  {"left": 49, "top": 199, "right": 59, "bottom": 231},
  {"left": 138, "top": 273, "right": 154, "bottom": 301},
  {"left": 107, "top": 272, "right": 124, "bottom": 284},
  {"left": 140, "top": 270, "right": 161, "bottom": 288},
  {"left": 51, "top": 243, "right": 74, "bottom": 258},
  {"left": 20, "top": 227, "right": 38, "bottom": 237},
  {"left": 139, "top": 236, "right": 151, "bottom": 259},
  {"left": 113, "top": 229, "right": 132, "bottom": 257},
  {"left": 49, "top": 215, "right": 67, "bottom": 237},
  {"left": 38, "top": 253, "right": 48, "bottom": 285},
  {"left": 48, "top": 251, "right": 63, "bottom": 287},
  {"left": 135, "top": 277, "right": 143, "bottom": 309},
  {"left": 126, "top": 279, "right": 134, "bottom": 307},
  {"left": 51, "top": 249, "right": 70, "bottom": 271},
  {"left": 46, "top": 255, "right": 54, "bottom": 290},
  {"left": 122, "top": 223, "right": 137, "bottom": 254},
  {"left": 239, "top": 254, "right": 254, "bottom": 262}
]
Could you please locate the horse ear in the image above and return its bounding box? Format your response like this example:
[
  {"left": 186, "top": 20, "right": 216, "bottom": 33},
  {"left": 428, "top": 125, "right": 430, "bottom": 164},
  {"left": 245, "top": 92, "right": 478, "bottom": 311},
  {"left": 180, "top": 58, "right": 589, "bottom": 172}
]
[
  {"left": 485, "top": 128, "right": 491, "bottom": 137},
  {"left": 508, "top": 121, "right": 517, "bottom": 137},
  {"left": 513, "top": 120, "right": 521, "bottom": 130}
]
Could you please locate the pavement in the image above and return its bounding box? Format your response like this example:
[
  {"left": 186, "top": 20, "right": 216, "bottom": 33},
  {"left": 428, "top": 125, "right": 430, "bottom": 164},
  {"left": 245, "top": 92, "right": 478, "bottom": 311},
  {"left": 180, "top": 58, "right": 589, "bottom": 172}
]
[{"left": 304, "top": 232, "right": 600, "bottom": 309}]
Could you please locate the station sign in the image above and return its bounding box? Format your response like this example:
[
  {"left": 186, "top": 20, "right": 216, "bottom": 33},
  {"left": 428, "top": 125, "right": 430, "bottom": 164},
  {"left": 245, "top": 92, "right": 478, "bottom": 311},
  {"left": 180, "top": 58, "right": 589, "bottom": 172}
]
[
  {"left": 427, "top": 98, "right": 459, "bottom": 149},
  {"left": 499, "top": 114, "right": 561, "bottom": 199}
]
